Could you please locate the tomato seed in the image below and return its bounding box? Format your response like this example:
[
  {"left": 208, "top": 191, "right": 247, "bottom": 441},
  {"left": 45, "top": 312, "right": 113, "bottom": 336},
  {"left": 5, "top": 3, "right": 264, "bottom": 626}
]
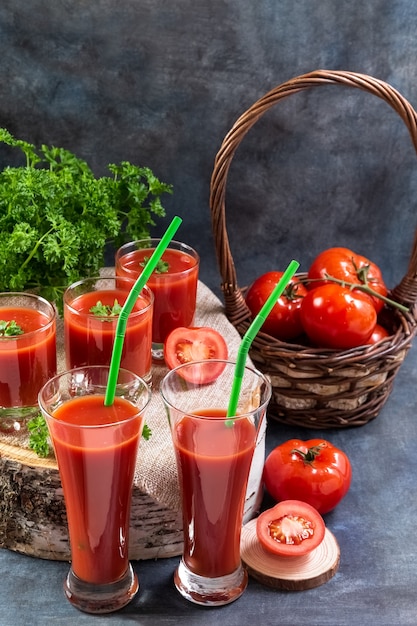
[{"left": 268, "top": 515, "right": 314, "bottom": 545}]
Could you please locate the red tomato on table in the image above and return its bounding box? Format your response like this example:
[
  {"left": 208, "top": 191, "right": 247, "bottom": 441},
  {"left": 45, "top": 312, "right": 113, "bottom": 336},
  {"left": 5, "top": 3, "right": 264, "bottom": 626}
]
[
  {"left": 245, "top": 271, "right": 307, "bottom": 340},
  {"left": 308, "top": 246, "right": 387, "bottom": 313},
  {"left": 263, "top": 439, "right": 352, "bottom": 514},
  {"left": 300, "top": 283, "right": 377, "bottom": 349},
  {"left": 164, "top": 326, "right": 228, "bottom": 383},
  {"left": 256, "top": 500, "right": 326, "bottom": 557}
]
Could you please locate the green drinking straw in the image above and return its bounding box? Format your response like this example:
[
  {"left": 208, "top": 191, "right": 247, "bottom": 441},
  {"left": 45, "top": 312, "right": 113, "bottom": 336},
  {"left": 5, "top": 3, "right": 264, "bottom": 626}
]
[
  {"left": 226, "top": 259, "right": 300, "bottom": 418},
  {"left": 104, "top": 215, "right": 183, "bottom": 406}
]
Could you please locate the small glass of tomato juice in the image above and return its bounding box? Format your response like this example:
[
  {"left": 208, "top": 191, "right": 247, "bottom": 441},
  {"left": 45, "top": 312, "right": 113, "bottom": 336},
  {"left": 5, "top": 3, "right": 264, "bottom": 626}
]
[
  {"left": 38, "top": 365, "right": 151, "bottom": 614},
  {"left": 115, "top": 239, "right": 199, "bottom": 360},
  {"left": 0, "top": 292, "right": 56, "bottom": 432},
  {"left": 63, "top": 276, "right": 153, "bottom": 385},
  {"left": 160, "top": 360, "right": 271, "bottom": 606}
]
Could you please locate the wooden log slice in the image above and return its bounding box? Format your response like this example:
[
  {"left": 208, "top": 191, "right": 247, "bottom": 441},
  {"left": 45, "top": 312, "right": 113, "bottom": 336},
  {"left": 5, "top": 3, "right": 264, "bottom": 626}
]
[
  {"left": 0, "top": 281, "right": 265, "bottom": 561},
  {"left": 241, "top": 519, "right": 340, "bottom": 591}
]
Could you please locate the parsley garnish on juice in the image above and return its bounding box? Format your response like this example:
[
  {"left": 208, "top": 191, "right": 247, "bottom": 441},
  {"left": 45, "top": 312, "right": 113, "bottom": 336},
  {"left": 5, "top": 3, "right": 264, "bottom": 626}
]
[
  {"left": 140, "top": 257, "right": 169, "bottom": 274},
  {"left": 0, "top": 320, "right": 24, "bottom": 336},
  {"left": 90, "top": 299, "right": 123, "bottom": 317}
]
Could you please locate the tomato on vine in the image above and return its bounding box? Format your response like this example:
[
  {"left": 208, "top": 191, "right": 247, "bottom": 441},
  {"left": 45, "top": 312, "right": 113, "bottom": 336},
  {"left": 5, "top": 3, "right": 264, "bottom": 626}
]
[
  {"left": 300, "top": 283, "right": 377, "bottom": 349},
  {"left": 245, "top": 271, "right": 307, "bottom": 340},
  {"left": 307, "top": 246, "right": 388, "bottom": 313},
  {"left": 263, "top": 439, "right": 352, "bottom": 514}
]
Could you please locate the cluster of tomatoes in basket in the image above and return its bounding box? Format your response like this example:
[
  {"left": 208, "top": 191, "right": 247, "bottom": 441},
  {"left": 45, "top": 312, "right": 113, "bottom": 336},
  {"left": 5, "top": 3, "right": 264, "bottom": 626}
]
[{"left": 245, "top": 246, "right": 391, "bottom": 350}]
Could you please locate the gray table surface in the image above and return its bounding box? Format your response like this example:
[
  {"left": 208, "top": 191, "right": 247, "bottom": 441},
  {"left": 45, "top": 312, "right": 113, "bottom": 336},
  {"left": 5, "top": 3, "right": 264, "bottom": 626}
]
[{"left": 1, "top": 345, "right": 417, "bottom": 626}]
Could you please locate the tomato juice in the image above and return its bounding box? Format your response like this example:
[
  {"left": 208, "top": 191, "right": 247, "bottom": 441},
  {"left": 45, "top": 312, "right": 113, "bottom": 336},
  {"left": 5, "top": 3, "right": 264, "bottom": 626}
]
[
  {"left": 64, "top": 287, "right": 152, "bottom": 381},
  {"left": 0, "top": 305, "right": 56, "bottom": 407},
  {"left": 173, "top": 409, "right": 256, "bottom": 578},
  {"left": 116, "top": 244, "right": 199, "bottom": 344},
  {"left": 50, "top": 394, "right": 143, "bottom": 585}
]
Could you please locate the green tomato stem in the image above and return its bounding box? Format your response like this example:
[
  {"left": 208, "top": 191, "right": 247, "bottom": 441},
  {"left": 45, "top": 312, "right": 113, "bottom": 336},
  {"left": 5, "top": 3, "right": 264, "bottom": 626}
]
[
  {"left": 305, "top": 275, "right": 409, "bottom": 314},
  {"left": 291, "top": 444, "right": 324, "bottom": 464}
]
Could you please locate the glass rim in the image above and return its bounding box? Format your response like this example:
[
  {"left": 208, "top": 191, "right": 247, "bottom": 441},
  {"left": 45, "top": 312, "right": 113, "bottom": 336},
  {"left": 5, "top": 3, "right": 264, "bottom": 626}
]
[
  {"left": 160, "top": 358, "right": 272, "bottom": 420},
  {"left": 0, "top": 291, "right": 56, "bottom": 340},
  {"left": 38, "top": 365, "right": 151, "bottom": 428},
  {"left": 115, "top": 238, "right": 200, "bottom": 275},
  {"left": 117, "top": 237, "right": 199, "bottom": 256},
  {"left": 63, "top": 276, "right": 154, "bottom": 318}
]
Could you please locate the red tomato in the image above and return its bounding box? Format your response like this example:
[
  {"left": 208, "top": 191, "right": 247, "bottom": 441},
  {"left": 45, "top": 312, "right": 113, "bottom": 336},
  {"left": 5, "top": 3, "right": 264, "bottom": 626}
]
[
  {"left": 245, "top": 271, "right": 307, "bottom": 340},
  {"left": 308, "top": 247, "right": 387, "bottom": 313},
  {"left": 300, "top": 283, "right": 377, "bottom": 349},
  {"left": 367, "top": 323, "right": 390, "bottom": 344},
  {"left": 263, "top": 439, "right": 352, "bottom": 514},
  {"left": 256, "top": 500, "right": 325, "bottom": 557},
  {"left": 164, "top": 326, "right": 228, "bottom": 383}
]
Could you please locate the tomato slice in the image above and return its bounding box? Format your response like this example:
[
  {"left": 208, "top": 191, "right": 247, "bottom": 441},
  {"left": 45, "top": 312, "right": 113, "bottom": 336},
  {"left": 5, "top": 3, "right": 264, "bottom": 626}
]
[
  {"left": 164, "top": 326, "right": 228, "bottom": 383},
  {"left": 256, "top": 500, "right": 325, "bottom": 557}
]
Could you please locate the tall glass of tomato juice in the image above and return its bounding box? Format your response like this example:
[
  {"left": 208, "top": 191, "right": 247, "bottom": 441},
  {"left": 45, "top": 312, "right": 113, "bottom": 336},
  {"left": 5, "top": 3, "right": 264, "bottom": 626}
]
[
  {"left": 0, "top": 292, "right": 56, "bottom": 432},
  {"left": 63, "top": 276, "right": 153, "bottom": 385},
  {"left": 115, "top": 239, "right": 199, "bottom": 360},
  {"left": 38, "top": 365, "right": 151, "bottom": 614},
  {"left": 160, "top": 360, "right": 271, "bottom": 606}
]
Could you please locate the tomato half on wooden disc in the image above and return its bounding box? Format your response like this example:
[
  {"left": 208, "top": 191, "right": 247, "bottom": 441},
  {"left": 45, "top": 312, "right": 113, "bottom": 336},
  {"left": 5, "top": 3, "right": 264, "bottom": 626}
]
[
  {"left": 164, "top": 326, "right": 228, "bottom": 383},
  {"left": 256, "top": 500, "right": 326, "bottom": 558}
]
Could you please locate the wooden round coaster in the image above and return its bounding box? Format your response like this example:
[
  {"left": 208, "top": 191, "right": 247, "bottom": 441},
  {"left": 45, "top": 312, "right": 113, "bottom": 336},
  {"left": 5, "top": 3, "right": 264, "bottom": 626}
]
[{"left": 241, "top": 518, "right": 340, "bottom": 591}]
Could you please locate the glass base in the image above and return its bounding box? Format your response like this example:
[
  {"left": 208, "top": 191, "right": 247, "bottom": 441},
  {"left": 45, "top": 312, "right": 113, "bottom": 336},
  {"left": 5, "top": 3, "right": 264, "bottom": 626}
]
[
  {"left": 64, "top": 563, "right": 139, "bottom": 614},
  {"left": 0, "top": 404, "right": 40, "bottom": 434},
  {"left": 151, "top": 342, "right": 164, "bottom": 361},
  {"left": 173, "top": 559, "right": 248, "bottom": 606}
]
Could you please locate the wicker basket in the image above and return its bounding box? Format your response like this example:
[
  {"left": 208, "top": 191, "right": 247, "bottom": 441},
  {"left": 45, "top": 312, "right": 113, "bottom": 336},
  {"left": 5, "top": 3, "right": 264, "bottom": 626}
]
[{"left": 210, "top": 69, "right": 417, "bottom": 429}]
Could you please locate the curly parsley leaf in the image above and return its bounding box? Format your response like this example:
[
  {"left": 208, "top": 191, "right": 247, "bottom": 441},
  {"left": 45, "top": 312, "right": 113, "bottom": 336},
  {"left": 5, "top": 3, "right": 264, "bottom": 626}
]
[
  {"left": 140, "top": 257, "right": 169, "bottom": 274},
  {"left": 0, "top": 320, "right": 24, "bottom": 336},
  {"left": 90, "top": 299, "right": 123, "bottom": 317},
  {"left": 142, "top": 423, "right": 152, "bottom": 440},
  {"left": 27, "top": 414, "right": 52, "bottom": 458}
]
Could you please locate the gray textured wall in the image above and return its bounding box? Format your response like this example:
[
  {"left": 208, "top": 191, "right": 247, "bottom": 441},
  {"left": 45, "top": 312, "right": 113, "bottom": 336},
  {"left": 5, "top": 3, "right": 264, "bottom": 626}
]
[{"left": 1, "top": 1, "right": 417, "bottom": 295}]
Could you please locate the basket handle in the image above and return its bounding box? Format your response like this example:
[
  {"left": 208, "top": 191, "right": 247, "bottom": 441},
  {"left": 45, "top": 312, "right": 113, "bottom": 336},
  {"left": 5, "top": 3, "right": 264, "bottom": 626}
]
[{"left": 210, "top": 69, "right": 417, "bottom": 321}]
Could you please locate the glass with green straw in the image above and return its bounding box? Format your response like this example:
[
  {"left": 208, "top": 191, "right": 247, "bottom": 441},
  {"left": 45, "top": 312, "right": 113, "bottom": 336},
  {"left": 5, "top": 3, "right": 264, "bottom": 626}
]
[
  {"left": 105, "top": 215, "right": 182, "bottom": 405},
  {"left": 38, "top": 216, "right": 182, "bottom": 614},
  {"left": 160, "top": 259, "right": 298, "bottom": 606}
]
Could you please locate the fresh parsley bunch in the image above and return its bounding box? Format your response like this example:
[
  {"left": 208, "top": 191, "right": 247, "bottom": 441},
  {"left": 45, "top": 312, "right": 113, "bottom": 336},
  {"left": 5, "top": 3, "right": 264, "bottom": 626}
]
[{"left": 0, "top": 128, "right": 172, "bottom": 312}]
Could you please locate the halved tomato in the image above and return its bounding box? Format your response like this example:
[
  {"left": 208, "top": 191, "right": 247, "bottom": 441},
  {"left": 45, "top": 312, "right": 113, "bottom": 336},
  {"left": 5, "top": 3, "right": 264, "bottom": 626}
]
[
  {"left": 164, "top": 326, "right": 228, "bottom": 383},
  {"left": 256, "top": 500, "right": 325, "bottom": 558}
]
